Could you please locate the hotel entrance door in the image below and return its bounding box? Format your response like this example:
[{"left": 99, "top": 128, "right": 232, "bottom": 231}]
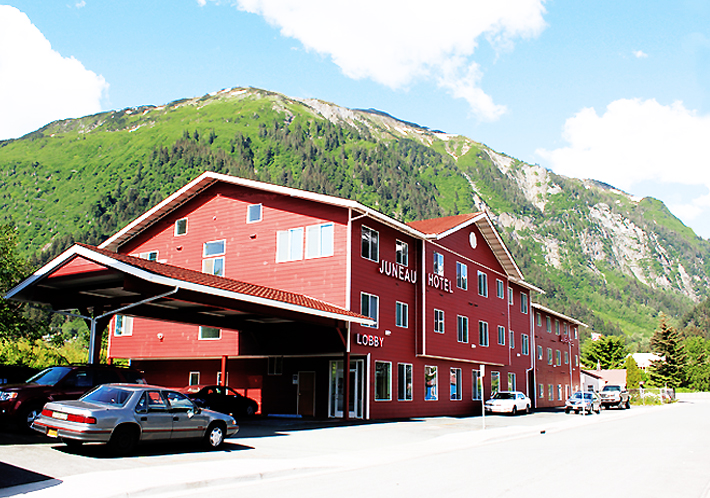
[{"left": 329, "top": 359, "right": 364, "bottom": 419}]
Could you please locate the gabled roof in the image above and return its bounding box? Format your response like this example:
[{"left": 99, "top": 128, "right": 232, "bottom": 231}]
[
  {"left": 97, "top": 171, "right": 532, "bottom": 284},
  {"left": 6, "top": 244, "right": 373, "bottom": 327},
  {"left": 99, "top": 171, "right": 422, "bottom": 252},
  {"left": 407, "top": 212, "right": 533, "bottom": 286}
]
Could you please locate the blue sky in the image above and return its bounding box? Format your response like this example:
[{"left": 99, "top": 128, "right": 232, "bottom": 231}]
[{"left": 2, "top": 1, "right": 710, "bottom": 237}]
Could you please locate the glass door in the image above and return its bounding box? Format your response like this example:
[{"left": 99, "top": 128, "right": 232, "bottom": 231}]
[{"left": 329, "top": 359, "right": 364, "bottom": 418}]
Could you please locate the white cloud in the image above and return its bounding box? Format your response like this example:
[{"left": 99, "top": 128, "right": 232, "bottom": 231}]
[
  {"left": 75, "top": 1, "right": 86, "bottom": 8},
  {"left": 536, "top": 98, "right": 710, "bottom": 237},
  {"left": 223, "top": 0, "right": 547, "bottom": 121},
  {"left": 0, "top": 5, "right": 108, "bottom": 140},
  {"left": 633, "top": 50, "right": 648, "bottom": 58}
]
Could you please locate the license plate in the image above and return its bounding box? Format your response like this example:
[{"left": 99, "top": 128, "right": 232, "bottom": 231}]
[
  {"left": 52, "top": 412, "right": 68, "bottom": 420},
  {"left": 47, "top": 428, "right": 58, "bottom": 438}
]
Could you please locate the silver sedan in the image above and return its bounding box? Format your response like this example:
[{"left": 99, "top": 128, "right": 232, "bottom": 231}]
[{"left": 31, "top": 384, "right": 239, "bottom": 454}]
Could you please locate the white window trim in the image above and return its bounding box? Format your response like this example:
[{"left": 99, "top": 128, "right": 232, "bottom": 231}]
[
  {"left": 361, "top": 292, "right": 379, "bottom": 329},
  {"left": 457, "top": 315, "right": 469, "bottom": 343},
  {"left": 396, "top": 301, "right": 409, "bottom": 328},
  {"left": 434, "top": 309, "right": 445, "bottom": 334},
  {"left": 450, "top": 368, "right": 462, "bottom": 401},
  {"left": 361, "top": 225, "right": 379, "bottom": 262},
  {"left": 277, "top": 227, "right": 304, "bottom": 262},
  {"left": 189, "top": 371, "right": 200, "bottom": 385},
  {"left": 375, "top": 361, "right": 392, "bottom": 401},
  {"left": 396, "top": 240, "right": 409, "bottom": 267},
  {"left": 113, "top": 315, "right": 133, "bottom": 337},
  {"left": 456, "top": 262, "right": 468, "bottom": 290},
  {"left": 497, "top": 325, "right": 505, "bottom": 346},
  {"left": 496, "top": 279, "right": 504, "bottom": 299},
  {"left": 305, "top": 222, "right": 335, "bottom": 259},
  {"left": 203, "top": 239, "right": 226, "bottom": 257},
  {"left": 246, "top": 203, "right": 262, "bottom": 223},
  {"left": 425, "top": 365, "right": 438, "bottom": 401},
  {"left": 479, "top": 321, "right": 489, "bottom": 347},
  {"left": 175, "top": 218, "right": 188, "bottom": 236},
  {"left": 199, "top": 326, "right": 222, "bottom": 341},
  {"left": 477, "top": 271, "right": 488, "bottom": 297},
  {"left": 398, "top": 363, "right": 413, "bottom": 401},
  {"left": 433, "top": 251, "right": 444, "bottom": 276}
]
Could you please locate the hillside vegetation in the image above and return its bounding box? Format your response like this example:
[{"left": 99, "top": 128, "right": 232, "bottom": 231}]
[{"left": 2, "top": 87, "right": 708, "bottom": 350}]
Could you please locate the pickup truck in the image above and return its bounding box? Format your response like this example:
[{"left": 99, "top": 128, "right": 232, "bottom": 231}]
[{"left": 600, "top": 384, "right": 630, "bottom": 409}]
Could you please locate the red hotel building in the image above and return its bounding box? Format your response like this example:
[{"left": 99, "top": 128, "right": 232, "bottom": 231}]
[{"left": 9, "top": 171, "right": 584, "bottom": 419}]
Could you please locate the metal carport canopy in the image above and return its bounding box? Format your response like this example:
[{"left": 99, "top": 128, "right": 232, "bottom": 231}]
[{"left": 5, "top": 244, "right": 374, "bottom": 363}]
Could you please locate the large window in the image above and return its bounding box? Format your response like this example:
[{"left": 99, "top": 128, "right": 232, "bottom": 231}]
[
  {"left": 479, "top": 321, "right": 489, "bottom": 346},
  {"left": 472, "top": 370, "right": 482, "bottom": 400},
  {"left": 361, "top": 226, "right": 379, "bottom": 262},
  {"left": 497, "top": 325, "right": 505, "bottom": 346},
  {"left": 522, "top": 334, "right": 530, "bottom": 355},
  {"left": 361, "top": 293, "right": 379, "bottom": 328},
  {"left": 433, "top": 251, "right": 444, "bottom": 276},
  {"left": 202, "top": 240, "right": 225, "bottom": 276},
  {"left": 450, "top": 368, "right": 462, "bottom": 401},
  {"left": 199, "top": 326, "right": 221, "bottom": 340},
  {"left": 457, "top": 315, "right": 469, "bottom": 343},
  {"left": 277, "top": 227, "right": 304, "bottom": 262},
  {"left": 396, "top": 302, "right": 408, "bottom": 328},
  {"left": 375, "top": 361, "right": 391, "bottom": 401},
  {"left": 114, "top": 315, "right": 132, "bottom": 337},
  {"left": 398, "top": 363, "right": 413, "bottom": 401},
  {"left": 396, "top": 240, "right": 408, "bottom": 266},
  {"left": 477, "top": 271, "right": 488, "bottom": 297},
  {"left": 456, "top": 262, "right": 468, "bottom": 290},
  {"left": 246, "top": 204, "right": 262, "bottom": 223},
  {"left": 520, "top": 293, "right": 529, "bottom": 314},
  {"left": 507, "top": 372, "right": 516, "bottom": 391},
  {"left": 305, "top": 223, "right": 334, "bottom": 259},
  {"left": 434, "top": 309, "right": 445, "bottom": 333},
  {"left": 491, "top": 371, "right": 500, "bottom": 395},
  {"left": 425, "top": 366, "right": 438, "bottom": 401}
]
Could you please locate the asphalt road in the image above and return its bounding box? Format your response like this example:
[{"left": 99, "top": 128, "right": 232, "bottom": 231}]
[{"left": 1, "top": 402, "right": 708, "bottom": 497}]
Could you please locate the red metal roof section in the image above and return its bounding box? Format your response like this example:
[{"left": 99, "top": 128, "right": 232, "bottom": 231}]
[
  {"left": 73, "top": 244, "right": 367, "bottom": 320},
  {"left": 406, "top": 212, "right": 482, "bottom": 235}
]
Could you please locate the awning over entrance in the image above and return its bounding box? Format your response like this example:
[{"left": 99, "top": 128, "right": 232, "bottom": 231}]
[{"left": 5, "top": 244, "right": 373, "bottom": 362}]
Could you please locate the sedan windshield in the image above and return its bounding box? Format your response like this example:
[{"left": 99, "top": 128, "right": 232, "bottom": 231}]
[
  {"left": 492, "top": 392, "right": 515, "bottom": 400},
  {"left": 81, "top": 385, "right": 133, "bottom": 407},
  {"left": 603, "top": 386, "right": 620, "bottom": 391},
  {"left": 25, "top": 367, "right": 71, "bottom": 386},
  {"left": 572, "top": 392, "right": 593, "bottom": 399}
]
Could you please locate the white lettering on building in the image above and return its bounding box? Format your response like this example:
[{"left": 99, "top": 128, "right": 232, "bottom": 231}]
[
  {"left": 355, "top": 333, "right": 385, "bottom": 348},
  {"left": 427, "top": 273, "right": 454, "bottom": 294},
  {"left": 379, "top": 260, "right": 417, "bottom": 284}
]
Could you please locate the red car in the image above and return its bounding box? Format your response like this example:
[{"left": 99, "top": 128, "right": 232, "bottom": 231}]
[{"left": 181, "top": 385, "right": 258, "bottom": 417}]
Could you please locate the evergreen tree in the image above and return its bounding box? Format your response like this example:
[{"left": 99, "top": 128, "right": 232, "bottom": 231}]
[
  {"left": 0, "top": 224, "right": 33, "bottom": 340},
  {"left": 648, "top": 315, "right": 687, "bottom": 388},
  {"left": 682, "top": 336, "right": 710, "bottom": 391},
  {"left": 581, "top": 335, "right": 628, "bottom": 369},
  {"left": 625, "top": 355, "right": 642, "bottom": 389}
]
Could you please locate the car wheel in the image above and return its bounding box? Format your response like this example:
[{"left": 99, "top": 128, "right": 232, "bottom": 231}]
[
  {"left": 245, "top": 405, "right": 255, "bottom": 416},
  {"left": 20, "top": 404, "right": 44, "bottom": 432},
  {"left": 205, "top": 422, "right": 225, "bottom": 449},
  {"left": 525, "top": 404, "right": 531, "bottom": 414},
  {"left": 511, "top": 406, "right": 517, "bottom": 416},
  {"left": 108, "top": 426, "right": 138, "bottom": 456},
  {"left": 565, "top": 408, "right": 570, "bottom": 414},
  {"left": 625, "top": 400, "right": 631, "bottom": 409}
]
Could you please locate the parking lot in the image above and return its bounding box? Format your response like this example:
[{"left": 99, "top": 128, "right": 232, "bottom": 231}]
[{"left": 0, "top": 405, "right": 651, "bottom": 497}]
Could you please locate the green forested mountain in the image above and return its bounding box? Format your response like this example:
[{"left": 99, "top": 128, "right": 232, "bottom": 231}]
[{"left": 2, "top": 87, "right": 708, "bottom": 350}]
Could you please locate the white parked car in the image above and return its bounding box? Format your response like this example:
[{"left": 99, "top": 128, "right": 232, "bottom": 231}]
[{"left": 484, "top": 391, "right": 531, "bottom": 415}]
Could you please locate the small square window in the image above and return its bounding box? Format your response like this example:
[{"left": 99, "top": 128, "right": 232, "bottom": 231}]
[
  {"left": 199, "top": 326, "right": 221, "bottom": 340},
  {"left": 189, "top": 372, "right": 200, "bottom": 385},
  {"left": 247, "top": 204, "right": 262, "bottom": 223},
  {"left": 139, "top": 251, "right": 158, "bottom": 261},
  {"left": 175, "top": 218, "right": 188, "bottom": 236}
]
